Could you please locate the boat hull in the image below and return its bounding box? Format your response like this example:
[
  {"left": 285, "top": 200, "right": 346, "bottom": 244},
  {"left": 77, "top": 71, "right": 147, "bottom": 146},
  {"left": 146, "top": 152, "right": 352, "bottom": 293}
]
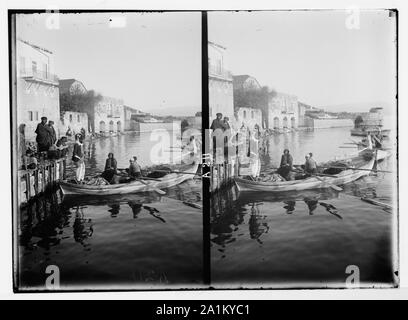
[
  {"left": 235, "top": 158, "right": 374, "bottom": 193},
  {"left": 60, "top": 163, "right": 199, "bottom": 195},
  {"left": 351, "top": 128, "right": 390, "bottom": 137}
]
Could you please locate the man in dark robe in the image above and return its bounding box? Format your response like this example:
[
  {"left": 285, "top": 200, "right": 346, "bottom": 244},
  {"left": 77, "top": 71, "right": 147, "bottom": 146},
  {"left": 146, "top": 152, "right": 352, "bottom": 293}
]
[
  {"left": 277, "top": 149, "right": 293, "bottom": 180},
  {"left": 35, "top": 117, "right": 51, "bottom": 152}
]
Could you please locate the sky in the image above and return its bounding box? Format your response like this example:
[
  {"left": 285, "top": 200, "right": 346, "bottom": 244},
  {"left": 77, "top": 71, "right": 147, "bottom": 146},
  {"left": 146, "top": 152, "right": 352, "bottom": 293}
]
[
  {"left": 16, "top": 12, "right": 201, "bottom": 116},
  {"left": 209, "top": 10, "right": 397, "bottom": 114}
]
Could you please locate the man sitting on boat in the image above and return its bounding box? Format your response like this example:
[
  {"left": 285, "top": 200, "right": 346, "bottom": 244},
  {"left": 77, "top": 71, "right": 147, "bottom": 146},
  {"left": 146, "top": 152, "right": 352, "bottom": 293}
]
[
  {"left": 304, "top": 153, "right": 318, "bottom": 176},
  {"left": 101, "top": 152, "right": 118, "bottom": 182},
  {"left": 129, "top": 157, "right": 142, "bottom": 179},
  {"left": 277, "top": 149, "right": 293, "bottom": 180}
]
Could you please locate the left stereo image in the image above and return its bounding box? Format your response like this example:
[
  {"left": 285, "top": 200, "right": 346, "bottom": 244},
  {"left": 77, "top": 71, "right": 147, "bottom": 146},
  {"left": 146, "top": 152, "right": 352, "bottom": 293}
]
[{"left": 10, "top": 11, "right": 203, "bottom": 291}]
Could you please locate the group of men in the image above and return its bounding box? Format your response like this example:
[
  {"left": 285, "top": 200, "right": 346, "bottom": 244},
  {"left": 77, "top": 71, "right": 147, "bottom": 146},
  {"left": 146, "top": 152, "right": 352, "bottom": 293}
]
[
  {"left": 100, "top": 153, "right": 142, "bottom": 184},
  {"left": 35, "top": 116, "right": 58, "bottom": 152},
  {"left": 277, "top": 149, "right": 318, "bottom": 181},
  {"left": 210, "top": 112, "right": 231, "bottom": 131}
]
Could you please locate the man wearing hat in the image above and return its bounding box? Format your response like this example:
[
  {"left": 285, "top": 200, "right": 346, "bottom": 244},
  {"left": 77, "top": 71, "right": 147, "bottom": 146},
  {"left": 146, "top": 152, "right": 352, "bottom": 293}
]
[
  {"left": 210, "top": 113, "right": 225, "bottom": 131},
  {"left": 48, "top": 120, "right": 57, "bottom": 145},
  {"left": 35, "top": 116, "right": 51, "bottom": 152}
]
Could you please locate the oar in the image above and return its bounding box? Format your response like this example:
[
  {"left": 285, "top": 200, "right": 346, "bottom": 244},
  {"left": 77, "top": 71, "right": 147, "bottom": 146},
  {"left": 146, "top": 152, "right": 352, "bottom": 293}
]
[
  {"left": 318, "top": 165, "right": 393, "bottom": 174},
  {"left": 149, "top": 169, "right": 200, "bottom": 176},
  {"left": 136, "top": 179, "right": 166, "bottom": 195},
  {"left": 313, "top": 175, "right": 343, "bottom": 191},
  {"left": 361, "top": 197, "right": 393, "bottom": 210}
]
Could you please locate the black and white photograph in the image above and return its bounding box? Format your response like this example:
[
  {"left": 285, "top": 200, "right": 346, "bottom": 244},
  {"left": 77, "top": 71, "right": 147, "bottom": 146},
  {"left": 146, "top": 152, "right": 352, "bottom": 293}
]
[
  {"left": 11, "top": 11, "right": 203, "bottom": 291},
  {"left": 208, "top": 10, "right": 398, "bottom": 288},
  {"left": 4, "top": 1, "right": 407, "bottom": 301}
]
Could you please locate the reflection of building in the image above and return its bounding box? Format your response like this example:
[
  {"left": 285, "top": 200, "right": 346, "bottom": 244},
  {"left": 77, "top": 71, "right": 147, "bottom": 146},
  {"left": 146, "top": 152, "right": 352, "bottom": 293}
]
[
  {"left": 208, "top": 41, "right": 234, "bottom": 122},
  {"left": 94, "top": 96, "right": 125, "bottom": 133},
  {"left": 267, "top": 92, "right": 298, "bottom": 129},
  {"left": 59, "top": 78, "right": 87, "bottom": 95},
  {"left": 16, "top": 38, "right": 60, "bottom": 140}
]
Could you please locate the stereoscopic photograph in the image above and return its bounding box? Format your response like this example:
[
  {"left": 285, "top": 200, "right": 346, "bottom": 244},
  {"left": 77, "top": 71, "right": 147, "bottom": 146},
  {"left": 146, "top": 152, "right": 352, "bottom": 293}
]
[
  {"left": 208, "top": 10, "right": 398, "bottom": 288},
  {"left": 11, "top": 11, "right": 203, "bottom": 290},
  {"left": 10, "top": 8, "right": 399, "bottom": 292}
]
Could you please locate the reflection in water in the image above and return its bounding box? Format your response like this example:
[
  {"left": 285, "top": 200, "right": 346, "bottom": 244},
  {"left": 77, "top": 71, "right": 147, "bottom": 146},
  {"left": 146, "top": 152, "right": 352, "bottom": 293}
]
[
  {"left": 72, "top": 206, "right": 94, "bottom": 246},
  {"left": 248, "top": 204, "right": 269, "bottom": 244},
  {"left": 304, "top": 198, "right": 318, "bottom": 215},
  {"left": 283, "top": 201, "right": 296, "bottom": 214},
  {"left": 19, "top": 133, "right": 202, "bottom": 289},
  {"left": 19, "top": 188, "right": 202, "bottom": 288},
  {"left": 211, "top": 127, "right": 396, "bottom": 287}
]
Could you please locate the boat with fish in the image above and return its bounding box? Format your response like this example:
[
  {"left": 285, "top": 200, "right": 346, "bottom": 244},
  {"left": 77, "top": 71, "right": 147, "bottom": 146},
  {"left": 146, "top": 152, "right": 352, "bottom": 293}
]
[
  {"left": 60, "top": 160, "right": 199, "bottom": 196},
  {"left": 234, "top": 153, "right": 376, "bottom": 193}
]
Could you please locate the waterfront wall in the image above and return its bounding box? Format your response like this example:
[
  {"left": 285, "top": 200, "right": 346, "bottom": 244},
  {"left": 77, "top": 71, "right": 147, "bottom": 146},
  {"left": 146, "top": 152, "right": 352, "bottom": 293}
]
[
  {"left": 134, "top": 121, "right": 181, "bottom": 133},
  {"left": 312, "top": 118, "right": 354, "bottom": 129}
]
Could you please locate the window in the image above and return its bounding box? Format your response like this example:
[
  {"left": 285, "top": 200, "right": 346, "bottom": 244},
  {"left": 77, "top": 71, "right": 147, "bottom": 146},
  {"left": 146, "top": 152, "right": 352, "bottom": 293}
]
[
  {"left": 243, "top": 110, "right": 247, "bottom": 119},
  {"left": 28, "top": 111, "right": 33, "bottom": 121},
  {"left": 251, "top": 111, "right": 254, "bottom": 119},
  {"left": 69, "top": 114, "right": 73, "bottom": 122},
  {"left": 32, "top": 61, "right": 37, "bottom": 76},
  {"left": 77, "top": 114, "right": 80, "bottom": 122},
  {"left": 35, "top": 111, "right": 39, "bottom": 121}
]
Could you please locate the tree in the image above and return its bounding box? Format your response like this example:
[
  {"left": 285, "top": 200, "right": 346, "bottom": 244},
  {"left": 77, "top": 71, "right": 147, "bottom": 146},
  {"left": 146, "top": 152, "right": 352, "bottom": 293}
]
[
  {"left": 354, "top": 115, "right": 364, "bottom": 128},
  {"left": 60, "top": 89, "right": 103, "bottom": 133},
  {"left": 233, "top": 85, "right": 276, "bottom": 128}
]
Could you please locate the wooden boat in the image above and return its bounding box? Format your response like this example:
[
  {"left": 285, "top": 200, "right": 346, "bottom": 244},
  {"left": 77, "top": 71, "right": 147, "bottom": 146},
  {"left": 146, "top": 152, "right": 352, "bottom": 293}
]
[
  {"left": 350, "top": 128, "right": 390, "bottom": 137},
  {"left": 235, "top": 157, "right": 375, "bottom": 193},
  {"left": 60, "top": 162, "right": 199, "bottom": 195}
]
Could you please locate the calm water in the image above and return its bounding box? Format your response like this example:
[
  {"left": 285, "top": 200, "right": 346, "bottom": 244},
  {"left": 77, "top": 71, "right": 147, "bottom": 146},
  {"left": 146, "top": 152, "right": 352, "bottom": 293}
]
[
  {"left": 211, "top": 127, "right": 397, "bottom": 288},
  {"left": 18, "top": 132, "right": 203, "bottom": 290}
]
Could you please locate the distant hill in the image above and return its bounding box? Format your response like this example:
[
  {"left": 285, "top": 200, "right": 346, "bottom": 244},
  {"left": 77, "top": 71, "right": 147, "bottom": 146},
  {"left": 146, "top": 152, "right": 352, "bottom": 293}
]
[{"left": 140, "top": 105, "right": 201, "bottom": 117}]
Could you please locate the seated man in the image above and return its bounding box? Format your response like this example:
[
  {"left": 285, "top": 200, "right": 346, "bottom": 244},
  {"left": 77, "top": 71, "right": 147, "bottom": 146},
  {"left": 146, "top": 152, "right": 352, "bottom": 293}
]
[
  {"left": 101, "top": 152, "right": 117, "bottom": 183},
  {"left": 304, "top": 153, "right": 318, "bottom": 175},
  {"left": 277, "top": 149, "right": 293, "bottom": 180},
  {"left": 128, "top": 157, "right": 142, "bottom": 179}
]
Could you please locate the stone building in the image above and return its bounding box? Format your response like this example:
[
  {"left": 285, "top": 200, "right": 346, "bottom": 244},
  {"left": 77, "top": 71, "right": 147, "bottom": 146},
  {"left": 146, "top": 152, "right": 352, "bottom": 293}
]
[
  {"left": 208, "top": 41, "right": 234, "bottom": 122},
  {"left": 94, "top": 96, "right": 125, "bottom": 133},
  {"left": 236, "top": 107, "right": 263, "bottom": 130},
  {"left": 267, "top": 92, "right": 299, "bottom": 130},
  {"left": 233, "top": 75, "right": 261, "bottom": 91},
  {"left": 59, "top": 78, "right": 87, "bottom": 95},
  {"left": 60, "top": 111, "right": 89, "bottom": 137},
  {"left": 16, "top": 38, "right": 60, "bottom": 141}
]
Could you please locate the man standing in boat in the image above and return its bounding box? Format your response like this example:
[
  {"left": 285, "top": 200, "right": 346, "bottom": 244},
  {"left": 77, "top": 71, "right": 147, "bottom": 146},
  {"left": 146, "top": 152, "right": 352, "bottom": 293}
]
[
  {"left": 277, "top": 149, "right": 293, "bottom": 180},
  {"left": 72, "top": 133, "right": 85, "bottom": 183}
]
